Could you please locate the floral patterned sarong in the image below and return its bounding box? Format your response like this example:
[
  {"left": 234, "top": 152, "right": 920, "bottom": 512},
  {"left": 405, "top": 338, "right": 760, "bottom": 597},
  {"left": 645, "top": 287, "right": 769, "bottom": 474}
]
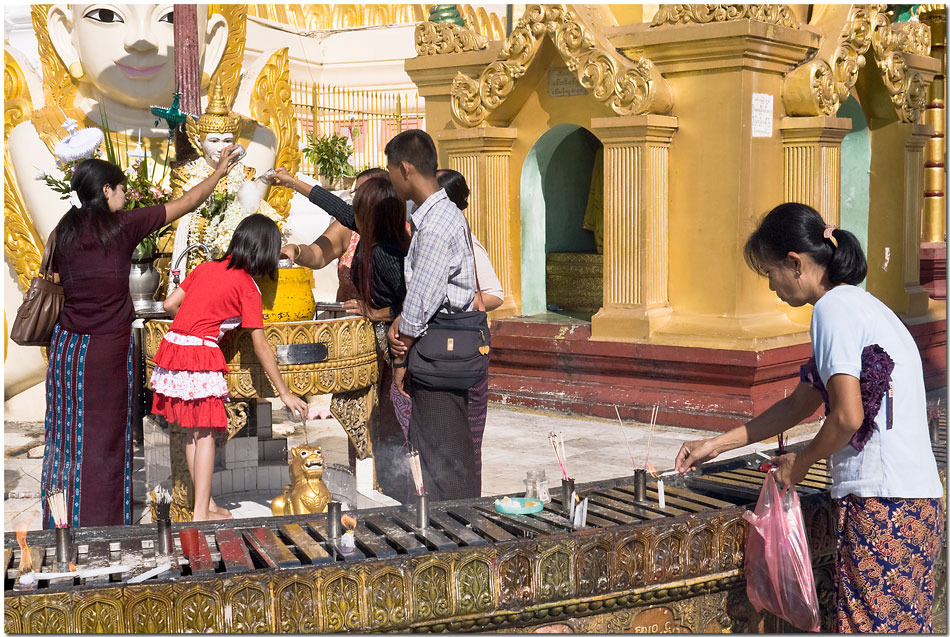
[{"left": 835, "top": 495, "right": 944, "bottom": 633}]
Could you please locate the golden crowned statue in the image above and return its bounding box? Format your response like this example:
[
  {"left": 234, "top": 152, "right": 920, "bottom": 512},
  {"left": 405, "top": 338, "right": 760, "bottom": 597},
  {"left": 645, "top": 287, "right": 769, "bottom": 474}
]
[{"left": 167, "top": 78, "right": 284, "bottom": 278}]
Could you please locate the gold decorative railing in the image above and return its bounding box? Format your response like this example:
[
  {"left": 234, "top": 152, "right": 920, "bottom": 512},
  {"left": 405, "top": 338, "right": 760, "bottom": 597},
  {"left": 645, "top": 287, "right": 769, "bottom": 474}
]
[{"left": 290, "top": 82, "right": 424, "bottom": 174}]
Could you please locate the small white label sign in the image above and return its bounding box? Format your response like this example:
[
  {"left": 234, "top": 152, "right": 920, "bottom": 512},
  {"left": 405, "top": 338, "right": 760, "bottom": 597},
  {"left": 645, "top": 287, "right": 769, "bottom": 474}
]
[{"left": 751, "top": 93, "right": 773, "bottom": 138}]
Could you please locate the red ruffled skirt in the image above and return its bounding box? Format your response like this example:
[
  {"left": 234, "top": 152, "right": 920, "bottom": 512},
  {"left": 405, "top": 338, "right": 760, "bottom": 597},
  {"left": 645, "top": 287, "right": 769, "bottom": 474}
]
[{"left": 150, "top": 331, "right": 230, "bottom": 429}]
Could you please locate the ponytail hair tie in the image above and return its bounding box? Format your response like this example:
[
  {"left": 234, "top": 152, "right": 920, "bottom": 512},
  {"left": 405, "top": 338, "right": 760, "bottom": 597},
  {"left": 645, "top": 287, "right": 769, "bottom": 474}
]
[
  {"left": 823, "top": 224, "right": 838, "bottom": 248},
  {"left": 68, "top": 190, "right": 82, "bottom": 208}
]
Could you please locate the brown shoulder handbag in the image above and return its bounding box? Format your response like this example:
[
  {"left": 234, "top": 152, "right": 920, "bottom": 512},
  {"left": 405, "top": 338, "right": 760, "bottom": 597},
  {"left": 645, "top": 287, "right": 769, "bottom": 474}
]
[{"left": 11, "top": 230, "right": 64, "bottom": 346}]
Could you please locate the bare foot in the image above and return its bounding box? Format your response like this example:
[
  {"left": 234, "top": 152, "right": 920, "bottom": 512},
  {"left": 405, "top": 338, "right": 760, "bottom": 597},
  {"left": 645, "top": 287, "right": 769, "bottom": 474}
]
[
  {"left": 192, "top": 508, "right": 232, "bottom": 522},
  {"left": 208, "top": 500, "right": 232, "bottom": 518}
]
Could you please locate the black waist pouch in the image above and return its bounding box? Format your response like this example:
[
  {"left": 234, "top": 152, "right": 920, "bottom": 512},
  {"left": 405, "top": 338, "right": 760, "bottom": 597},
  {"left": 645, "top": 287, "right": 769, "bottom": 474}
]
[{"left": 407, "top": 310, "right": 490, "bottom": 390}]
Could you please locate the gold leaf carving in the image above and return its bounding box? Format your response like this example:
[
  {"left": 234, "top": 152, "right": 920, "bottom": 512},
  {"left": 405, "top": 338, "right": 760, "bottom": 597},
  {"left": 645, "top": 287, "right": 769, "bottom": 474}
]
[
  {"left": 820, "top": 6, "right": 880, "bottom": 116},
  {"left": 3, "top": 51, "right": 42, "bottom": 291},
  {"left": 178, "top": 588, "right": 220, "bottom": 633},
  {"left": 250, "top": 47, "right": 299, "bottom": 221},
  {"left": 76, "top": 598, "right": 123, "bottom": 633},
  {"left": 413, "top": 561, "right": 452, "bottom": 621},
  {"left": 369, "top": 570, "right": 409, "bottom": 629},
  {"left": 26, "top": 603, "right": 69, "bottom": 633},
  {"left": 886, "top": 17, "right": 932, "bottom": 56},
  {"left": 4, "top": 51, "right": 32, "bottom": 137},
  {"left": 207, "top": 5, "right": 247, "bottom": 109},
  {"left": 576, "top": 543, "right": 609, "bottom": 596},
  {"left": 456, "top": 556, "right": 494, "bottom": 614},
  {"left": 415, "top": 21, "right": 489, "bottom": 55},
  {"left": 128, "top": 595, "right": 172, "bottom": 633},
  {"left": 324, "top": 572, "right": 363, "bottom": 631},
  {"left": 276, "top": 577, "right": 318, "bottom": 632},
  {"left": 227, "top": 582, "right": 270, "bottom": 633},
  {"left": 330, "top": 385, "right": 375, "bottom": 460},
  {"left": 785, "top": 4, "right": 934, "bottom": 122},
  {"left": 451, "top": 4, "right": 672, "bottom": 127},
  {"left": 499, "top": 551, "right": 533, "bottom": 608},
  {"left": 4, "top": 601, "right": 22, "bottom": 634},
  {"left": 538, "top": 547, "right": 573, "bottom": 601},
  {"left": 650, "top": 4, "right": 800, "bottom": 28},
  {"left": 32, "top": 5, "right": 75, "bottom": 110},
  {"left": 870, "top": 12, "right": 933, "bottom": 122}
]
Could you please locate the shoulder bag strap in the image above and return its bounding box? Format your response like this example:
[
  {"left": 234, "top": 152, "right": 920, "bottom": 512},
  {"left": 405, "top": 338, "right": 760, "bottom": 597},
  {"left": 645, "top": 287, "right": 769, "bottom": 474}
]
[
  {"left": 460, "top": 215, "right": 485, "bottom": 313},
  {"left": 39, "top": 229, "right": 57, "bottom": 281}
]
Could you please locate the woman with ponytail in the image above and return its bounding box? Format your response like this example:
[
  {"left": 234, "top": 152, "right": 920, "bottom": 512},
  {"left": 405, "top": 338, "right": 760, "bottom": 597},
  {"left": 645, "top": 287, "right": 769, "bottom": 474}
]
[
  {"left": 43, "top": 147, "right": 241, "bottom": 529},
  {"left": 674, "top": 202, "right": 944, "bottom": 632}
]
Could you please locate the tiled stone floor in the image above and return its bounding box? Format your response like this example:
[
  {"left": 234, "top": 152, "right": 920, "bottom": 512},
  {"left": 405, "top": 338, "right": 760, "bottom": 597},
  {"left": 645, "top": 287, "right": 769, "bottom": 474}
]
[{"left": 4, "top": 400, "right": 827, "bottom": 531}]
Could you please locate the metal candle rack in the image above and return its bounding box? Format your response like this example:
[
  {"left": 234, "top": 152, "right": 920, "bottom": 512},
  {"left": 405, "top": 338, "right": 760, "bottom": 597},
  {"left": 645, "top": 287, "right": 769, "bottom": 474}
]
[{"left": 3, "top": 428, "right": 945, "bottom": 636}]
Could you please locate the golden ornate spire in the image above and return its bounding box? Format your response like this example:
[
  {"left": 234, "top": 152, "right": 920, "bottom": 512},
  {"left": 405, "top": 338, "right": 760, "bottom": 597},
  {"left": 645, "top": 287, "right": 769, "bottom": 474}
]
[{"left": 196, "top": 77, "right": 241, "bottom": 135}]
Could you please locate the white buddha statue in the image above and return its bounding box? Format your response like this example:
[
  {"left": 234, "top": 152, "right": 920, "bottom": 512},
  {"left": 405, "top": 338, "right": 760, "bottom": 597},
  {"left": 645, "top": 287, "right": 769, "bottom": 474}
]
[{"left": 3, "top": 4, "right": 284, "bottom": 406}]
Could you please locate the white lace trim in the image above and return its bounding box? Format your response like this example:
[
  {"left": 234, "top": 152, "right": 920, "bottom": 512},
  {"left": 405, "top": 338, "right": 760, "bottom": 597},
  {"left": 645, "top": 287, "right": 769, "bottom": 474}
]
[{"left": 151, "top": 367, "right": 229, "bottom": 400}]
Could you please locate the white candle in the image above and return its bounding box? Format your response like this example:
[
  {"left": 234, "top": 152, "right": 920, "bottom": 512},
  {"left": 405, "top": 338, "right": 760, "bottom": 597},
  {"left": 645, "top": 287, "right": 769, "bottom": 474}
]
[{"left": 657, "top": 480, "right": 666, "bottom": 509}]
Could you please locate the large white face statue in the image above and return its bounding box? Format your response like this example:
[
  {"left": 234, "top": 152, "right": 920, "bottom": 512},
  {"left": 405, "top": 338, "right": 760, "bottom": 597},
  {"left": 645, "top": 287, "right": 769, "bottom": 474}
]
[
  {"left": 47, "top": 4, "right": 228, "bottom": 111},
  {"left": 201, "top": 132, "right": 235, "bottom": 166}
]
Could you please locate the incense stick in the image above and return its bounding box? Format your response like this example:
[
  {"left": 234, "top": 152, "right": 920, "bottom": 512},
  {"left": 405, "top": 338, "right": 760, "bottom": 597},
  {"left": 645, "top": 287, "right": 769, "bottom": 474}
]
[
  {"left": 46, "top": 490, "right": 68, "bottom": 529},
  {"left": 559, "top": 432, "right": 568, "bottom": 478},
  {"left": 615, "top": 406, "right": 637, "bottom": 469},
  {"left": 549, "top": 432, "right": 569, "bottom": 480},
  {"left": 152, "top": 484, "right": 172, "bottom": 522},
  {"left": 643, "top": 405, "right": 658, "bottom": 470},
  {"left": 407, "top": 450, "right": 425, "bottom": 496}
]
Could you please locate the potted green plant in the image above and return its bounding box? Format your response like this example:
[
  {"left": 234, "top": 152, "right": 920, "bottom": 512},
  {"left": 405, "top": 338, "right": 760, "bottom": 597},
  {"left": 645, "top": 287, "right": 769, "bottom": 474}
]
[{"left": 302, "top": 132, "right": 356, "bottom": 190}]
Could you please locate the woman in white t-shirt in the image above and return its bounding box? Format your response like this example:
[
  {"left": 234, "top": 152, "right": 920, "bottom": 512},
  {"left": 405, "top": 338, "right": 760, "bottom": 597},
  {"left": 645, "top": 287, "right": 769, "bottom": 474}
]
[
  {"left": 438, "top": 169, "right": 504, "bottom": 493},
  {"left": 674, "top": 202, "right": 943, "bottom": 633}
]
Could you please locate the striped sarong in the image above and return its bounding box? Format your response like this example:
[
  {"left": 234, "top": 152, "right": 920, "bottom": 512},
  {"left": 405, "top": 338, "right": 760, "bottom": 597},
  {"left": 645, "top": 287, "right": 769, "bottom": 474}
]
[
  {"left": 408, "top": 385, "right": 477, "bottom": 501},
  {"left": 836, "top": 495, "right": 945, "bottom": 633},
  {"left": 42, "top": 324, "right": 134, "bottom": 528}
]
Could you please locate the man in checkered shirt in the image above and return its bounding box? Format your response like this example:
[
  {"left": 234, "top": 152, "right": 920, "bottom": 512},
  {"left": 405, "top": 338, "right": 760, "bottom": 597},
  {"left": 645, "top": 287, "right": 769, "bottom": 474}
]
[{"left": 385, "top": 130, "right": 480, "bottom": 501}]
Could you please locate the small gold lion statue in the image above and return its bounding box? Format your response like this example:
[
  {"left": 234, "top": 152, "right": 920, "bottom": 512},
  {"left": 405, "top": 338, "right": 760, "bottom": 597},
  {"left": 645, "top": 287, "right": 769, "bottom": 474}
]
[{"left": 271, "top": 444, "right": 332, "bottom": 516}]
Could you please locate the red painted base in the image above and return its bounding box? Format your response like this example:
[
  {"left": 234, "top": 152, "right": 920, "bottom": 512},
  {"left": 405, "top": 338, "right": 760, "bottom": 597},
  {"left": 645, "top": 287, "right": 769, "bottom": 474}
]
[
  {"left": 920, "top": 242, "right": 946, "bottom": 301},
  {"left": 488, "top": 317, "right": 946, "bottom": 432}
]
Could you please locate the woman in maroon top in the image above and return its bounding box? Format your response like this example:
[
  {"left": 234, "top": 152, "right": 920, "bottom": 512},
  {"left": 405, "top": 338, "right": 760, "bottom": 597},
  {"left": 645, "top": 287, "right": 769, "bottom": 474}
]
[{"left": 44, "top": 148, "right": 241, "bottom": 528}]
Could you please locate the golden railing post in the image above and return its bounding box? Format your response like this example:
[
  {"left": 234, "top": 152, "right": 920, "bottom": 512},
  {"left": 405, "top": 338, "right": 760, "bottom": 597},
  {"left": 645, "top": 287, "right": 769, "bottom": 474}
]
[
  {"left": 589, "top": 115, "right": 678, "bottom": 341},
  {"left": 396, "top": 94, "right": 403, "bottom": 133},
  {"left": 778, "top": 117, "right": 852, "bottom": 226},
  {"left": 919, "top": 7, "right": 947, "bottom": 243}
]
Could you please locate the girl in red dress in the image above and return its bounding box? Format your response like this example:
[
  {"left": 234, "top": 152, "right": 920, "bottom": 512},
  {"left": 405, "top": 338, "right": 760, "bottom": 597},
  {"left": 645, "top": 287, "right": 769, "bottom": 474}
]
[{"left": 151, "top": 214, "right": 308, "bottom": 521}]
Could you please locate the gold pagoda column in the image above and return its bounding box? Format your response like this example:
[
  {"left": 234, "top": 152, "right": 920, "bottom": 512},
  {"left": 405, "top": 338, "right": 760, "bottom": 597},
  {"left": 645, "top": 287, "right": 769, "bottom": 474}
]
[
  {"left": 867, "top": 123, "right": 933, "bottom": 317},
  {"left": 589, "top": 114, "right": 678, "bottom": 341},
  {"left": 919, "top": 6, "right": 947, "bottom": 243},
  {"left": 778, "top": 117, "right": 852, "bottom": 225},
  {"left": 437, "top": 126, "right": 519, "bottom": 317}
]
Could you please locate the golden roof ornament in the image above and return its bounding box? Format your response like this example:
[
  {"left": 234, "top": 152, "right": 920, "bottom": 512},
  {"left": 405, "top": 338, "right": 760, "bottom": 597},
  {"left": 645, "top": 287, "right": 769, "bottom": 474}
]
[{"left": 196, "top": 77, "right": 241, "bottom": 136}]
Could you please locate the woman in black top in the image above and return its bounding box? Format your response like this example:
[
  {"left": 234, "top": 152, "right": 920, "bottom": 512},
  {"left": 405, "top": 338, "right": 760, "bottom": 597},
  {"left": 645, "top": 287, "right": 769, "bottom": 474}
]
[
  {"left": 271, "top": 168, "right": 413, "bottom": 499},
  {"left": 272, "top": 169, "right": 408, "bottom": 319}
]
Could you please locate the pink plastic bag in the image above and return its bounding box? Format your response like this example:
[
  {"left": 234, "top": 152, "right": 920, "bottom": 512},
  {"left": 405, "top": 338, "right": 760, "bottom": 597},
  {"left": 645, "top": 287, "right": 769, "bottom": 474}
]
[{"left": 742, "top": 470, "right": 821, "bottom": 632}]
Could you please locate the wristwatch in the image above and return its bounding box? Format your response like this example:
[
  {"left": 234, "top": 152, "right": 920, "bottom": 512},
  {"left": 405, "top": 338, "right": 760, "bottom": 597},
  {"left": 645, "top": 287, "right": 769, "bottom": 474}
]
[{"left": 392, "top": 360, "right": 408, "bottom": 368}]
